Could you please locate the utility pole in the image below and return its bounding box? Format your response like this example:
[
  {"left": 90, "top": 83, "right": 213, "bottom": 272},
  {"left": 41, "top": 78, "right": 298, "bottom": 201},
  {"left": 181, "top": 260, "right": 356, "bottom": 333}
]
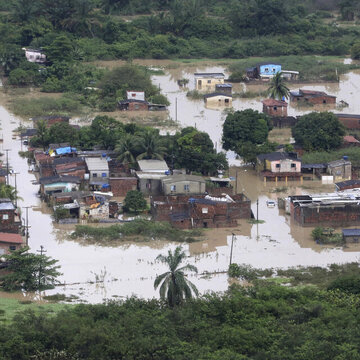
[
  {"left": 229, "top": 233, "right": 236, "bottom": 266},
  {"left": 4, "top": 149, "right": 10, "bottom": 185},
  {"left": 256, "top": 199, "right": 259, "bottom": 221},
  {"left": 175, "top": 97, "right": 178, "bottom": 122},
  {"left": 23, "top": 206, "right": 32, "bottom": 246},
  {"left": 37, "top": 245, "right": 46, "bottom": 289},
  {"left": 12, "top": 172, "right": 19, "bottom": 208}
]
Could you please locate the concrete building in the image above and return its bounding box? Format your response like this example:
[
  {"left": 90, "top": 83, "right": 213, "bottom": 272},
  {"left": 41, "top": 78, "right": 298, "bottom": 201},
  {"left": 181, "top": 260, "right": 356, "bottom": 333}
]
[
  {"left": 290, "top": 89, "right": 336, "bottom": 105},
  {"left": 0, "top": 232, "right": 24, "bottom": 254},
  {"left": 262, "top": 99, "right": 288, "bottom": 117},
  {"left": 85, "top": 157, "right": 110, "bottom": 189},
  {"left": 194, "top": 73, "right": 225, "bottom": 91},
  {"left": 204, "top": 93, "right": 232, "bottom": 107},
  {"left": 327, "top": 159, "right": 351, "bottom": 182},
  {"left": 0, "top": 199, "right": 20, "bottom": 233},
  {"left": 136, "top": 172, "right": 167, "bottom": 196},
  {"left": 161, "top": 174, "right": 206, "bottom": 195}
]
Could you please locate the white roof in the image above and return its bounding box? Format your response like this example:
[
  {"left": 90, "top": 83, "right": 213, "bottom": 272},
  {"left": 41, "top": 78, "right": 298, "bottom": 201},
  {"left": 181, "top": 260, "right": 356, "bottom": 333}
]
[
  {"left": 136, "top": 172, "right": 168, "bottom": 180},
  {"left": 137, "top": 160, "right": 169, "bottom": 172},
  {"left": 85, "top": 157, "right": 109, "bottom": 171}
]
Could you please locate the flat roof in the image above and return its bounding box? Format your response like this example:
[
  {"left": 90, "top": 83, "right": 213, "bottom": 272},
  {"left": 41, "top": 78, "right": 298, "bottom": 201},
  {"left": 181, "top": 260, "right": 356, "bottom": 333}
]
[
  {"left": 137, "top": 160, "right": 169, "bottom": 172},
  {"left": 162, "top": 174, "right": 205, "bottom": 184},
  {"left": 85, "top": 157, "right": 109, "bottom": 171}
]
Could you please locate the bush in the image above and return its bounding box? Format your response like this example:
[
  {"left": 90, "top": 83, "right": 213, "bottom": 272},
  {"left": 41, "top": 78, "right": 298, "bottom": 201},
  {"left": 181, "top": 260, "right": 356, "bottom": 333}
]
[
  {"left": 328, "top": 276, "right": 360, "bottom": 294},
  {"left": 123, "top": 190, "right": 147, "bottom": 214}
]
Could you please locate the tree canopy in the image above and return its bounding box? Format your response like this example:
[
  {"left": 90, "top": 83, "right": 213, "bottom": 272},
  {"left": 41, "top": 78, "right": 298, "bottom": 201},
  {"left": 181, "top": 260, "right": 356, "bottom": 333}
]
[{"left": 292, "top": 112, "right": 346, "bottom": 152}]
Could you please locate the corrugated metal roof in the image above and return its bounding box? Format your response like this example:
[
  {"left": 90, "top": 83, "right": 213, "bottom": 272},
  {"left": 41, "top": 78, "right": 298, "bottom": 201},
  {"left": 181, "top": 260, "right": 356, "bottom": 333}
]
[
  {"left": 342, "top": 229, "right": 360, "bottom": 237},
  {"left": 0, "top": 202, "right": 15, "bottom": 210},
  {"left": 136, "top": 172, "right": 167, "bottom": 180},
  {"left": 137, "top": 160, "right": 169, "bottom": 172},
  {"left": 85, "top": 157, "right": 109, "bottom": 171}
]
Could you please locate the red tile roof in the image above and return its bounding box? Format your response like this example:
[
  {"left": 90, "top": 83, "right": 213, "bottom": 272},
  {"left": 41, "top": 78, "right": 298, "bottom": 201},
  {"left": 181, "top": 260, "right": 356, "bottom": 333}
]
[
  {"left": 344, "top": 135, "right": 360, "bottom": 143},
  {"left": 0, "top": 232, "right": 23, "bottom": 244},
  {"left": 262, "top": 99, "right": 288, "bottom": 107}
]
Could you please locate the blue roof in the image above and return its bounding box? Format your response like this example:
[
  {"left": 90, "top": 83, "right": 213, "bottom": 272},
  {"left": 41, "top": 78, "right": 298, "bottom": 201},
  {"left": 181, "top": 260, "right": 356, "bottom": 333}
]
[
  {"left": 342, "top": 229, "right": 360, "bottom": 237},
  {"left": 55, "top": 147, "right": 77, "bottom": 155}
]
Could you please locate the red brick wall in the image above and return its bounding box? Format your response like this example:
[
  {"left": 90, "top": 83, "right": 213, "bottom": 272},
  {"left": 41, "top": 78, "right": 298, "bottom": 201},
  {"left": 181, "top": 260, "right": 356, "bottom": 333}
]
[
  {"left": 337, "top": 117, "right": 360, "bottom": 130},
  {"left": 128, "top": 102, "right": 148, "bottom": 111},
  {"left": 263, "top": 105, "right": 287, "bottom": 117},
  {"left": 0, "top": 209, "right": 18, "bottom": 233},
  {"left": 292, "top": 95, "right": 336, "bottom": 105},
  {"left": 206, "top": 187, "right": 234, "bottom": 196},
  {"left": 110, "top": 178, "right": 138, "bottom": 196}
]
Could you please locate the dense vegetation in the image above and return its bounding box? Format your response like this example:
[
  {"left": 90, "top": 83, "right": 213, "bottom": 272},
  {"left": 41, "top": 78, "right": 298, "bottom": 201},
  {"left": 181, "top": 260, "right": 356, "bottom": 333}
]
[{"left": 1, "top": 282, "right": 360, "bottom": 359}]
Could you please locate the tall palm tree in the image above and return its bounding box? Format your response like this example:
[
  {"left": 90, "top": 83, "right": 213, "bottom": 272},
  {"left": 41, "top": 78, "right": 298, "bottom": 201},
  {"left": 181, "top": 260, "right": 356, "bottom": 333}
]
[
  {"left": 136, "top": 130, "right": 166, "bottom": 160},
  {"left": 115, "top": 134, "right": 137, "bottom": 166},
  {"left": 267, "top": 72, "right": 290, "bottom": 100},
  {"left": 0, "top": 184, "right": 22, "bottom": 203},
  {"left": 154, "top": 246, "right": 198, "bottom": 307}
]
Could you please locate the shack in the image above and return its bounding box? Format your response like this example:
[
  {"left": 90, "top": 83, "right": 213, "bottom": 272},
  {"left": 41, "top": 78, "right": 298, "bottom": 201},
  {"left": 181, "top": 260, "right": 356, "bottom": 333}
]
[
  {"left": 118, "top": 99, "right": 149, "bottom": 111},
  {"left": 342, "top": 229, "right": 360, "bottom": 243},
  {"left": 335, "top": 180, "right": 360, "bottom": 192},
  {"left": 290, "top": 89, "right": 336, "bottom": 105},
  {"left": 137, "top": 160, "right": 169, "bottom": 174},
  {"left": 262, "top": 99, "right": 288, "bottom": 117}
]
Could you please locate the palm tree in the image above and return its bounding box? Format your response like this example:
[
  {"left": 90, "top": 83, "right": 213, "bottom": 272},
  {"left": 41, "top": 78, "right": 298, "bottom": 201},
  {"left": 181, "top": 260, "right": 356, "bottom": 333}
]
[
  {"left": 115, "top": 134, "right": 137, "bottom": 166},
  {"left": 136, "top": 130, "right": 166, "bottom": 160},
  {"left": 0, "top": 184, "right": 22, "bottom": 203},
  {"left": 154, "top": 246, "right": 198, "bottom": 307},
  {"left": 267, "top": 72, "right": 290, "bottom": 100}
]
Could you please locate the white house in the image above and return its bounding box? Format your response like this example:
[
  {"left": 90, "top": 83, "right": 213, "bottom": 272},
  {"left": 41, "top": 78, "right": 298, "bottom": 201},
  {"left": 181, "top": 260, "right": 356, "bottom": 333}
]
[{"left": 23, "top": 48, "right": 46, "bottom": 64}]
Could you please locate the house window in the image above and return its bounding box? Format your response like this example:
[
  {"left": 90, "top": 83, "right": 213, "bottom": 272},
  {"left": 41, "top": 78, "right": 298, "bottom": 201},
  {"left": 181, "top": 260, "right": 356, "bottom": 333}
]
[
  {"left": 207, "top": 80, "right": 211, "bottom": 84},
  {"left": 132, "top": 93, "right": 136, "bottom": 97},
  {"left": 102, "top": 173, "right": 107, "bottom": 177},
  {"left": 272, "top": 68, "right": 276, "bottom": 73},
  {"left": 202, "top": 208, "right": 208, "bottom": 214},
  {"left": 265, "top": 68, "right": 269, "bottom": 72},
  {"left": 323, "top": 100, "right": 326, "bottom": 104},
  {"left": 273, "top": 106, "right": 277, "bottom": 111},
  {"left": 184, "top": 185, "right": 189, "bottom": 191},
  {"left": 225, "top": 99, "right": 229, "bottom": 103},
  {"left": 2, "top": 214, "right": 8, "bottom": 220},
  {"left": 9, "top": 245, "right": 16, "bottom": 251},
  {"left": 93, "top": 173, "right": 97, "bottom": 177},
  {"left": 276, "top": 164, "right": 280, "bottom": 168},
  {"left": 134, "top": 104, "right": 139, "bottom": 110},
  {"left": 170, "top": 185, "right": 176, "bottom": 192},
  {"left": 291, "top": 163, "right": 296, "bottom": 168}
]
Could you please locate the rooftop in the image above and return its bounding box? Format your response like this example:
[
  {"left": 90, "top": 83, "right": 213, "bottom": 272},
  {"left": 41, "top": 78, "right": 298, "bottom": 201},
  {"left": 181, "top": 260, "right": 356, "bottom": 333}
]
[
  {"left": 0, "top": 202, "right": 15, "bottom": 210},
  {"left": 328, "top": 159, "right": 351, "bottom": 167},
  {"left": 257, "top": 152, "right": 300, "bottom": 162},
  {"left": 85, "top": 157, "right": 109, "bottom": 171},
  {"left": 39, "top": 175, "right": 81, "bottom": 185},
  {"left": 136, "top": 172, "right": 168, "bottom": 180},
  {"left": 342, "top": 229, "right": 360, "bottom": 237},
  {"left": 162, "top": 174, "right": 205, "bottom": 184},
  {"left": 194, "top": 73, "right": 225, "bottom": 78},
  {"left": 204, "top": 93, "right": 232, "bottom": 99},
  {"left": 335, "top": 180, "right": 360, "bottom": 189},
  {"left": 344, "top": 135, "right": 359, "bottom": 143},
  {"left": 137, "top": 159, "right": 169, "bottom": 172},
  {"left": 336, "top": 114, "right": 360, "bottom": 119},
  {"left": 262, "top": 99, "right": 288, "bottom": 107},
  {"left": 0, "top": 232, "right": 23, "bottom": 244}
]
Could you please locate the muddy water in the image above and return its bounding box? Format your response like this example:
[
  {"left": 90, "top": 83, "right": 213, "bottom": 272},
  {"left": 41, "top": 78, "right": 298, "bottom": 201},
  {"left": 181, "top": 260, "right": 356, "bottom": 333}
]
[{"left": 2, "top": 62, "right": 360, "bottom": 303}]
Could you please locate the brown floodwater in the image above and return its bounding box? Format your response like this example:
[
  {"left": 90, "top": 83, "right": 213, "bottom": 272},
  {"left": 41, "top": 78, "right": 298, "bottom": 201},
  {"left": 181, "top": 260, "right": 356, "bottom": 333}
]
[{"left": 1, "top": 61, "right": 360, "bottom": 303}]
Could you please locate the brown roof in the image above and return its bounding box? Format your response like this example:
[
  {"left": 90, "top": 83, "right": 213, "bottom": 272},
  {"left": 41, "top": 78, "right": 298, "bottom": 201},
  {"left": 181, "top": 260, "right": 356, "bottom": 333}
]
[
  {"left": 344, "top": 135, "right": 360, "bottom": 143},
  {"left": 262, "top": 99, "right": 288, "bottom": 107},
  {"left": 0, "top": 232, "right": 23, "bottom": 244}
]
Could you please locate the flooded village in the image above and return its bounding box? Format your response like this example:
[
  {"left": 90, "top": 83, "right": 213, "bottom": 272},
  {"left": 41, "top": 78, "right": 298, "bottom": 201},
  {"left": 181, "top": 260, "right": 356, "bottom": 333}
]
[{"left": 1, "top": 56, "right": 360, "bottom": 303}]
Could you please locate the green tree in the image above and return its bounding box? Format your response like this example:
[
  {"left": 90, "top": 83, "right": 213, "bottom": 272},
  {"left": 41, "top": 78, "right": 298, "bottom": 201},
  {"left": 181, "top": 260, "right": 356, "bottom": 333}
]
[
  {"left": 48, "top": 122, "right": 79, "bottom": 146},
  {"left": 136, "top": 130, "right": 166, "bottom": 160},
  {"left": 154, "top": 246, "right": 198, "bottom": 307},
  {"left": 222, "top": 109, "right": 272, "bottom": 164},
  {"left": 35, "top": 119, "right": 49, "bottom": 150},
  {"left": 115, "top": 134, "right": 137, "bottom": 166},
  {"left": 123, "top": 190, "right": 147, "bottom": 214},
  {"left": 267, "top": 72, "right": 290, "bottom": 100},
  {"left": 45, "top": 35, "right": 73, "bottom": 63},
  {"left": 90, "top": 116, "right": 124, "bottom": 149},
  {"left": 351, "top": 42, "right": 360, "bottom": 59},
  {"left": 2, "top": 247, "right": 61, "bottom": 291},
  {"left": 292, "top": 112, "right": 346, "bottom": 152},
  {"left": 0, "top": 184, "right": 21, "bottom": 203}
]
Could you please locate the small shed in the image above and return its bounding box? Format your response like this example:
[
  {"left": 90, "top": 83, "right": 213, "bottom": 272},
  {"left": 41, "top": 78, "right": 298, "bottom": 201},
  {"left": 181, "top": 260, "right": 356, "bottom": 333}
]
[
  {"left": 118, "top": 99, "right": 149, "bottom": 111},
  {"left": 262, "top": 99, "right": 288, "bottom": 117},
  {"left": 204, "top": 93, "right": 232, "bottom": 106},
  {"left": 342, "top": 229, "right": 360, "bottom": 243}
]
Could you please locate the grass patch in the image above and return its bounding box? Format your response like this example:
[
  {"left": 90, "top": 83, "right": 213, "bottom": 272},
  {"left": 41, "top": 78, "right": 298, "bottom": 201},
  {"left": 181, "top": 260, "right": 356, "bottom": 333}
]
[
  {"left": 233, "top": 90, "right": 267, "bottom": 98},
  {"left": 9, "top": 94, "right": 84, "bottom": 118},
  {"left": 186, "top": 90, "right": 204, "bottom": 100},
  {"left": 228, "top": 55, "right": 360, "bottom": 81},
  {"left": 71, "top": 219, "right": 203, "bottom": 243},
  {"left": 0, "top": 297, "right": 69, "bottom": 323},
  {"left": 302, "top": 147, "right": 360, "bottom": 167},
  {"left": 269, "top": 187, "right": 288, "bottom": 193},
  {"left": 248, "top": 219, "right": 265, "bottom": 224}
]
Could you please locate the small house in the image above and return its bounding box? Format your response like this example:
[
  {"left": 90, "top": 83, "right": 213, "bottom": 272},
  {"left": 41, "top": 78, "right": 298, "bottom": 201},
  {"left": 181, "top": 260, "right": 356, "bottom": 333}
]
[
  {"left": 335, "top": 180, "right": 360, "bottom": 192},
  {"left": 137, "top": 160, "right": 169, "bottom": 174},
  {"left": 118, "top": 99, "right": 149, "bottom": 111},
  {"left": 85, "top": 157, "right": 110, "bottom": 190},
  {"left": 207, "top": 177, "right": 233, "bottom": 196},
  {"left": 204, "top": 93, "right": 232, "bottom": 106},
  {"left": 161, "top": 174, "right": 206, "bottom": 195},
  {"left": 342, "top": 229, "right": 360, "bottom": 243},
  {"left": 23, "top": 48, "right": 46, "bottom": 64},
  {"left": 257, "top": 152, "right": 302, "bottom": 181},
  {"left": 215, "top": 83, "right": 232, "bottom": 95},
  {"left": 281, "top": 70, "right": 299, "bottom": 81},
  {"left": 126, "top": 91, "right": 145, "bottom": 101},
  {"left": 194, "top": 73, "right": 225, "bottom": 91},
  {"left": 343, "top": 135, "right": 360, "bottom": 147},
  {"left": 0, "top": 232, "right": 24, "bottom": 254},
  {"left": 39, "top": 175, "right": 81, "bottom": 197},
  {"left": 290, "top": 89, "right": 336, "bottom": 105},
  {"left": 262, "top": 99, "right": 288, "bottom": 117},
  {"left": 257, "top": 63, "right": 282, "bottom": 79},
  {"left": 327, "top": 159, "right": 351, "bottom": 181},
  {"left": 0, "top": 199, "right": 20, "bottom": 233},
  {"left": 136, "top": 172, "right": 167, "bottom": 196}
]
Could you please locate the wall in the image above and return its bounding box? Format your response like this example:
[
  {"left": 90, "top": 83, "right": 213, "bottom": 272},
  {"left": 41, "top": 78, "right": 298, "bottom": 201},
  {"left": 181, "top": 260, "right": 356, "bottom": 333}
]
[
  {"left": 163, "top": 180, "right": 205, "bottom": 195},
  {"left": 196, "top": 78, "right": 224, "bottom": 91},
  {"left": 263, "top": 105, "right": 288, "bottom": 117},
  {"left": 138, "top": 178, "right": 162, "bottom": 196},
  {"left": 259, "top": 64, "right": 281, "bottom": 77},
  {"left": 0, "top": 242, "right": 22, "bottom": 255},
  {"left": 110, "top": 177, "right": 137, "bottom": 196},
  {"left": 128, "top": 102, "right": 148, "bottom": 111},
  {"left": 337, "top": 116, "right": 360, "bottom": 129},
  {"left": 0, "top": 209, "right": 18, "bottom": 233},
  {"left": 269, "top": 159, "right": 301, "bottom": 173},
  {"left": 291, "top": 95, "right": 336, "bottom": 105},
  {"left": 205, "top": 96, "right": 232, "bottom": 106}
]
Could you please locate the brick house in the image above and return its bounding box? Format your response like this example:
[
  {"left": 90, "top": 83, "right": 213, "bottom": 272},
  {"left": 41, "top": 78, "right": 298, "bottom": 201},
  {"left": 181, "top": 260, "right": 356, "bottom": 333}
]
[
  {"left": 290, "top": 89, "right": 336, "bottom": 105},
  {"left": 0, "top": 199, "right": 20, "bottom": 233},
  {"left": 54, "top": 157, "right": 87, "bottom": 179},
  {"left": 336, "top": 114, "right": 360, "bottom": 130},
  {"left": 0, "top": 232, "right": 24, "bottom": 254},
  {"left": 262, "top": 99, "right": 288, "bottom": 117},
  {"left": 118, "top": 99, "right": 149, "bottom": 111},
  {"left": 151, "top": 193, "right": 251, "bottom": 229},
  {"left": 109, "top": 177, "right": 138, "bottom": 196}
]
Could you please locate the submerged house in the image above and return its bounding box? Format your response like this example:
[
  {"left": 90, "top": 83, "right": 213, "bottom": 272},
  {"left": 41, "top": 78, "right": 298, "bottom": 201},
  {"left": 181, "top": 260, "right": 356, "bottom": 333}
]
[
  {"left": 161, "top": 174, "right": 206, "bottom": 195},
  {"left": 215, "top": 83, "right": 232, "bottom": 95},
  {"left": 290, "top": 89, "right": 336, "bottom": 105},
  {"left": 258, "top": 63, "right": 282, "bottom": 79},
  {"left": 327, "top": 159, "right": 351, "bottom": 182},
  {"left": 262, "top": 99, "right": 288, "bottom": 117},
  {"left": 0, "top": 199, "right": 21, "bottom": 233},
  {"left": 194, "top": 73, "right": 225, "bottom": 91},
  {"left": 257, "top": 152, "right": 302, "bottom": 182},
  {"left": 0, "top": 232, "right": 24, "bottom": 254},
  {"left": 204, "top": 93, "right": 232, "bottom": 106}
]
